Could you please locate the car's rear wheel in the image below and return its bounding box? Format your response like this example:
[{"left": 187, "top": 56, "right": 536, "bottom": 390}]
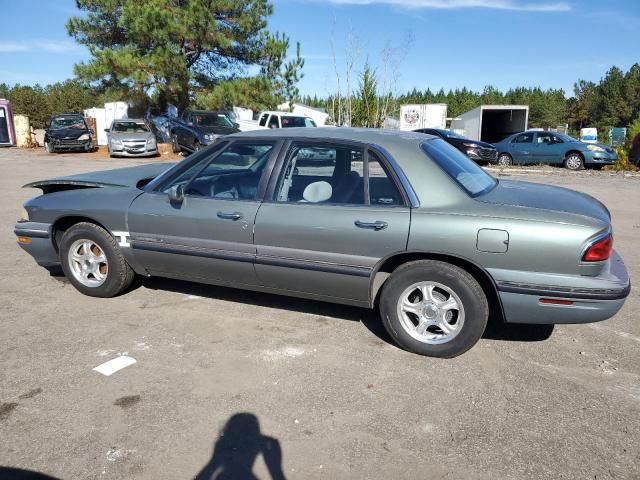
[
  {"left": 379, "top": 261, "right": 488, "bottom": 358},
  {"left": 564, "top": 152, "right": 584, "bottom": 170},
  {"left": 45, "top": 141, "right": 56, "bottom": 154},
  {"left": 497, "top": 153, "right": 512, "bottom": 166},
  {"left": 59, "top": 222, "right": 135, "bottom": 298},
  {"left": 171, "top": 134, "right": 181, "bottom": 153}
]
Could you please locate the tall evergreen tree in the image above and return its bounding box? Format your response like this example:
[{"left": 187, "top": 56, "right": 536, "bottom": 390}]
[{"left": 67, "top": 0, "right": 303, "bottom": 110}]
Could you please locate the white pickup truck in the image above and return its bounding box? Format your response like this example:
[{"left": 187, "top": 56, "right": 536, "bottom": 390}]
[{"left": 236, "top": 111, "right": 317, "bottom": 132}]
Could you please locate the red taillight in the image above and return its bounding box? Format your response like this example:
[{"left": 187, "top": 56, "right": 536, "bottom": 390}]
[{"left": 582, "top": 235, "right": 613, "bottom": 262}]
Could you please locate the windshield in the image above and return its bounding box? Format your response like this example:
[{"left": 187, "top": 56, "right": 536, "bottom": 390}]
[
  {"left": 422, "top": 139, "right": 497, "bottom": 197},
  {"left": 192, "top": 113, "right": 234, "bottom": 128},
  {"left": 281, "top": 116, "right": 317, "bottom": 128},
  {"left": 557, "top": 133, "right": 578, "bottom": 142},
  {"left": 441, "top": 130, "right": 465, "bottom": 139},
  {"left": 50, "top": 117, "right": 87, "bottom": 130},
  {"left": 113, "top": 121, "right": 149, "bottom": 133}
]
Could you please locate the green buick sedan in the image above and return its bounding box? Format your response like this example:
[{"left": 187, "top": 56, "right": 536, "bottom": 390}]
[
  {"left": 493, "top": 130, "right": 618, "bottom": 170},
  {"left": 15, "top": 128, "right": 630, "bottom": 357}
]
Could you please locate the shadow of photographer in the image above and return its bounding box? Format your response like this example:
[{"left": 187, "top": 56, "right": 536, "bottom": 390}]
[{"left": 194, "top": 412, "right": 286, "bottom": 480}]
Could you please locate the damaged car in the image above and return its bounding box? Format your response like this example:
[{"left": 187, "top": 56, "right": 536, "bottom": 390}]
[
  {"left": 44, "top": 113, "right": 94, "bottom": 154},
  {"left": 15, "top": 129, "right": 630, "bottom": 358}
]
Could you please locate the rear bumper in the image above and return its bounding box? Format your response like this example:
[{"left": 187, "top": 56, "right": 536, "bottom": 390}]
[
  {"left": 14, "top": 221, "right": 58, "bottom": 267},
  {"left": 495, "top": 250, "right": 630, "bottom": 324}
]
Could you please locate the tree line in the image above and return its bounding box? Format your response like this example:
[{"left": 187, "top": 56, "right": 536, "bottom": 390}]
[
  {"left": 302, "top": 63, "right": 640, "bottom": 136},
  {"left": 0, "top": 0, "right": 637, "bottom": 139}
]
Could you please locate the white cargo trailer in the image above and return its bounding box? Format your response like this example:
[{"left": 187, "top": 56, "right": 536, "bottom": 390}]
[
  {"left": 449, "top": 105, "right": 528, "bottom": 143},
  {"left": 399, "top": 104, "right": 447, "bottom": 131}
]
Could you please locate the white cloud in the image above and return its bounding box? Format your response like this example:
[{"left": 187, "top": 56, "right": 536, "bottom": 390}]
[
  {"left": 323, "top": 0, "right": 571, "bottom": 11},
  {"left": 0, "top": 40, "right": 81, "bottom": 54},
  {"left": 37, "top": 40, "right": 81, "bottom": 54},
  {"left": 0, "top": 42, "right": 30, "bottom": 53}
]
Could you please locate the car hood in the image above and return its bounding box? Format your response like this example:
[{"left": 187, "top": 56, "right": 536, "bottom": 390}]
[
  {"left": 478, "top": 179, "right": 610, "bottom": 224},
  {"left": 47, "top": 128, "right": 89, "bottom": 139},
  {"left": 110, "top": 132, "right": 154, "bottom": 141},
  {"left": 449, "top": 138, "right": 495, "bottom": 149},
  {"left": 197, "top": 125, "right": 240, "bottom": 135},
  {"left": 24, "top": 163, "right": 175, "bottom": 194}
]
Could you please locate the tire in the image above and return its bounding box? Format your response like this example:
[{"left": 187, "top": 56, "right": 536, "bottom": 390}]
[
  {"left": 497, "top": 153, "right": 512, "bottom": 167},
  {"left": 564, "top": 152, "right": 584, "bottom": 170},
  {"left": 45, "top": 140, "right": 56, "bottom": 154},
  {"left": 59, "top": 222, "right": 135, "bottom": 298},
  {"left": 379, "top": 260, "right": 488, "bottom": 358},
  {"left": 171, "top": 134, "right": 181, "bottom": 153}
]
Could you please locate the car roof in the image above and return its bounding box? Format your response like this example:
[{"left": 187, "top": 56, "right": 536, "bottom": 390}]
[
  {"left": 228, "top": 127, "right": 436, "bottom": 145},
  {"left": 260, "top": 111, "right": 310, "bottom": 117}
]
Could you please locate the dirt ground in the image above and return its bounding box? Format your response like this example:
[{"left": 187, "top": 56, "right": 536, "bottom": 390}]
[{"left": 0, "top": 147, "right": 638, "bottom": 480}]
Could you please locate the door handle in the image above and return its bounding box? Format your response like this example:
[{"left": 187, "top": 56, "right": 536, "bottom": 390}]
[
  {"left": 217, "top": 211, "right": 243, "bottom": 221},
  {"left": 355, "top": 220, "right": 388, "bottom": 231}
]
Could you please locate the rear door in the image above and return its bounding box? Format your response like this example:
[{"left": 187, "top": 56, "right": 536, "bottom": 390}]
[
  {"left": 253, "top": 141, "right": 410, "bottom": 303},
  {"left": 127, "top": 140, "right": 280, "bottom": 286},
  {"left": 509, "top": 132, "right": 534, "bottom": 164}
]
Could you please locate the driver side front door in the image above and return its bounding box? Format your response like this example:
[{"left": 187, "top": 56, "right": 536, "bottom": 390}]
[{"left": 127, "top": 141, "right": 280, "bottom": 287}]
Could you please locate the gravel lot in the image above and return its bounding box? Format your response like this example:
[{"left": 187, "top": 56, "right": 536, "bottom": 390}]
[{"left": 1, "top": 148, "right": 638, "bottom": 480}]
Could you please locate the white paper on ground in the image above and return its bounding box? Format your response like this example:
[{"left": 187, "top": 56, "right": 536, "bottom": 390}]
[{"left": 93, "top": 356, "right": 137, "bottom": 376}]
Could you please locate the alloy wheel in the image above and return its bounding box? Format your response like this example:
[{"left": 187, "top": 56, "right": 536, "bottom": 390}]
[
  {"left": 396, "top": 281, "right": 465, "bottom": 345},
  {"left": 67, "top": 239, "right": 109, "bottom": 287}
]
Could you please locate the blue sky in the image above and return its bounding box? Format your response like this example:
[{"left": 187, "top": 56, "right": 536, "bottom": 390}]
[{"left": 0, "top": 0, "right": 638, "bottom": 97}]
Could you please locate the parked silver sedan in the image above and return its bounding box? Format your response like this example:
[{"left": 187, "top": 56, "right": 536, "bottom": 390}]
[
  {"left": 14, "top": 128, "right": 630, "bottom": 357},
  {"left": 106, "top": 119, "right": 158, "bottom": 158}
]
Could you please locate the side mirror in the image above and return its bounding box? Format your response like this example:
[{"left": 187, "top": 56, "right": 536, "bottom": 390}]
[
  {"left": 168, "top": 184, "right": 185, "bottom": 204},
  {"left": 104, "top": 128, "right": 110, "bottom": 133},
  {"left": 233, "top": 122, "right": 239, "bottom": 129}
]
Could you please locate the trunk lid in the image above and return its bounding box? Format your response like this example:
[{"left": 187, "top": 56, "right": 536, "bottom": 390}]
[{"left": 479, "top": 179, "right": 611, "bottom": 225}]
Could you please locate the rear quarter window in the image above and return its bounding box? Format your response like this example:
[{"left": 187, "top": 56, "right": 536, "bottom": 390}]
[{"left": 421, "top": 139, "right": 497, "bottom": 197}]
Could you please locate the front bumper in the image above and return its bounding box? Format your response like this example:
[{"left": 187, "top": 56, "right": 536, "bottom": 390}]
[
  {"left": 51, "top": 139, "right": 93, "bottom": 152},
  {"left": 110, "top": 146, "right": 158, "bottom": 157},
  {"left": 14, "top": 221, "right": 58, "bottom": 267},
  {"left": 586, "top": 151, "right": 617, "bottom": 164},
  {"left": 466, "top": 148, "right": 497, "bottom": 163},
  {"left": 494, "top": 250, "right": 630, "bottom": 324}
]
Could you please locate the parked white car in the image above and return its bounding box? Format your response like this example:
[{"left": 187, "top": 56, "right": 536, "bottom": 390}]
[{"left": 237, "top": 111, "right": 317, "bottom": 132}]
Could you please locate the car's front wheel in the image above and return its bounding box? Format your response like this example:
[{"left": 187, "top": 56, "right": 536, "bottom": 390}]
[
  {"left": 44, "top": 140, "right": 55, "bottom": 154},
  {"left": 564, "top": 152, "right": 584, "bottom": 170},
  {"left": 379, "top": 261, "right": 488, "bottom": 358},
  {"left": 59, "top": 222, "right": 135, "bottom": 298},
  {"left": 497, "top": 153, "right": 512, "bottom": 166}
]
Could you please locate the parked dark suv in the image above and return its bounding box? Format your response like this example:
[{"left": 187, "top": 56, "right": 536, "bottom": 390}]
[
  {"left": 168, "top": 110, "right": 240, "bottom": 153},
  {"left": 414, "top": 128, "right": 497, "bottom": 164},
  {"left": 44, "top": 113, "right": 94, "bottom": 153}
]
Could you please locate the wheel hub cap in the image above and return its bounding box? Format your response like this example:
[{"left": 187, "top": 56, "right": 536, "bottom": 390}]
[
  {"left": 68, "top": 239, "right": 108, "bottom": 287},
  {"left": 396, "top": 281, "right": 465, "bottom": 345}
]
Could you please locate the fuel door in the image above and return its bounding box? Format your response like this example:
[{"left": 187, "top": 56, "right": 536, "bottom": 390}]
[{"left": 477, "top": 229, "right": 509, "bottom": 254}]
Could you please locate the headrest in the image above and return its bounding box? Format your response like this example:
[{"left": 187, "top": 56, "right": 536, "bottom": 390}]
[{"left": 302, "top": 181, "right": 332, "bottom": 203}]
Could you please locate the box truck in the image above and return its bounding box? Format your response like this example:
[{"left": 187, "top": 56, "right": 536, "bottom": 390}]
[
  {"left": 449, "top": 105, "right": 529, "bottom": 143},
  {"left": 399, "top": 104, "right": 447, "bottom": 131},
  {"left": 580, "top": 127, "right": 598, "bottom": 144}
]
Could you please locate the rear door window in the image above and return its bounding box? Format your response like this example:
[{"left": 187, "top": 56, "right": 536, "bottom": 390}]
[{"left": 274, "top": 143, "right": 364, "bottom": 204}]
